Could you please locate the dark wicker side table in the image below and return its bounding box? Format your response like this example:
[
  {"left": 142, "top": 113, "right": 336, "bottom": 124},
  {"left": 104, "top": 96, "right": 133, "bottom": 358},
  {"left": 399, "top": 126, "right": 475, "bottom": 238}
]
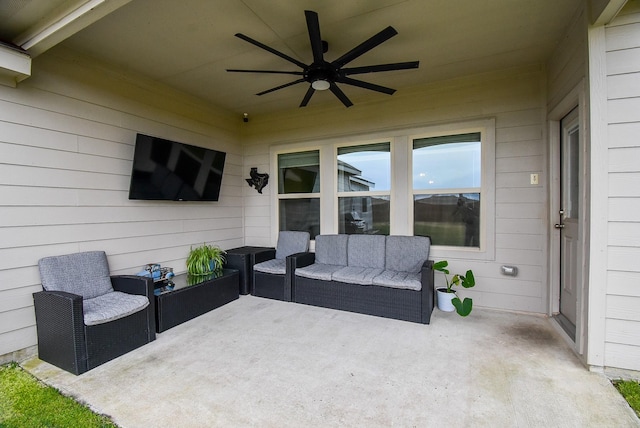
[
  {"left": 154, "top": 269, "right": 239, "bottom": 333},
  {"left": 224, "top": 246, "right": 274, "bottom": 295}
]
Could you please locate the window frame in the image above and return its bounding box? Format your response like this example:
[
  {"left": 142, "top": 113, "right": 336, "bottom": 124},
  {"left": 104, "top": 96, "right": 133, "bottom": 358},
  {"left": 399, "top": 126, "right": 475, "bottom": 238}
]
[
  {"left": 409, "top": 118, "right": 495, "bottom": 260},
  {"left": 335, "top": 140, "right": 392, "bottom": 235},
  {"left": 273, "top": 147, "right": 322, "bottom": 242},
  {"left": 270, "top": 118, "right": 495, "bottom": 261}
]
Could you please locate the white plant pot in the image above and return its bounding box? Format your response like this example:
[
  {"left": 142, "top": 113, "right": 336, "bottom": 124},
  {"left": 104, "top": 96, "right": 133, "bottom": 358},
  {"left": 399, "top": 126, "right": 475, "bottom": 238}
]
[{"left": 436, "top": 288, "right": 456, "bottom": 312}]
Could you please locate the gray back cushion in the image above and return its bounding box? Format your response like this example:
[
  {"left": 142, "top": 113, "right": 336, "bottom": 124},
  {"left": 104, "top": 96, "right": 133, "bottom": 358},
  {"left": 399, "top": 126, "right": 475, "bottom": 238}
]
[
  {"left": 314, "top": 234, "right": 349, "bottom": 265},
  {"left": 275, "top": 231, "right": 310, "bottom": 259},
  {"left": 38, "top": 251, "right": 114, "bottom": 299},
  {"left": 385, "top": 235, "right": 431, "bottom": 273},
  {"left": 347, "top": 235, "right": 386, "bottom": 268}
]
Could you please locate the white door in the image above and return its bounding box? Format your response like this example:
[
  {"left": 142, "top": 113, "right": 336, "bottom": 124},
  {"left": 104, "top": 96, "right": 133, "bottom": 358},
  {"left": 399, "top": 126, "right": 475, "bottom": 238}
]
[{"left": 557, "top": 107, "right": 580, "bottom": 339}]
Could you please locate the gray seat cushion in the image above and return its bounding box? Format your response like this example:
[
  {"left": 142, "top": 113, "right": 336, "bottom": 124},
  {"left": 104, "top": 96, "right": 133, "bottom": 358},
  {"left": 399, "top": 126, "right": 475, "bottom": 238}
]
[
  {"left": 314, "top": 234, "right": 349, "bottom": 265},
  {"left": 295, "top": 263, "right": 345, "bottom": 281},
  {"left": 332, "top": 266, "right": 384, "bottom": 286},
  {"left": 347, "top": 235, "right": 386, "bottom": 268},
  {"left": 275, "top": 231, "right": 310, "bottom": 259},
  {"left": 254, "top": 258, "right": 286, "bottom": 275},
  {"left": 83, "top": 291, "right": 149, "bottom": 326},
  {"left": 372, "top": 270, "right": 422, "bottom": 291},
  {"left": 38, "top": 251, "right": 114, "bottom": 299},
  {"left": 385, "top": 235, "right": 431, "bottom": 273}
]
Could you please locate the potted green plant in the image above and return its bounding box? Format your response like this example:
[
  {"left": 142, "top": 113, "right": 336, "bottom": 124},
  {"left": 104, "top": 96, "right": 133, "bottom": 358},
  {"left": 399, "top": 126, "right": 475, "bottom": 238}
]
[
  {"left": 186, "top": 243, "right": 226, "bottom": 276},
  {"left": 433, "top": 260, "right": 475, "bottom": 316}
]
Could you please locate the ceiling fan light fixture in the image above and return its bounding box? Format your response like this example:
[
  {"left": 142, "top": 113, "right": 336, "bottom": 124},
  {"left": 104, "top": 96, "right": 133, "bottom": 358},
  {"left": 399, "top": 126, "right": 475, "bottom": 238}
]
[{"left": 311, "top": 79, "right": 330, "bottom": 90}]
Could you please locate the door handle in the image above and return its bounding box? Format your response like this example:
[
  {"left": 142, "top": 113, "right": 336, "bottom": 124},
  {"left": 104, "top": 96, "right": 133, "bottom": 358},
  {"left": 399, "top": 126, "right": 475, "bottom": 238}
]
[{"left": 555, "top": 209, "right": 565, "bottom": 229}]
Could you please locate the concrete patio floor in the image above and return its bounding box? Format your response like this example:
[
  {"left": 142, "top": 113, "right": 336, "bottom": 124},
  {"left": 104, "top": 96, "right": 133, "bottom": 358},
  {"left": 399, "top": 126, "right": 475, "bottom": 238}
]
[{"left": 24, "top": 295, "right": 639, "bottom": 427}]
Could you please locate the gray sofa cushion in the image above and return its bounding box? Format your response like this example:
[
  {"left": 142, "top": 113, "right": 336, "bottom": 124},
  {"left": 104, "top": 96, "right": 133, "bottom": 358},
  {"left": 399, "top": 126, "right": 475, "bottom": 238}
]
[
  {"left": 83, "top": 291, "right": 149, "bottom": 326},
  {"left": 254, "top": 258, "right": 286, "bottom": 275},
  {"left": 295, "top": 263, "right": 344, "bottom": 281},
  {"left": 314, "top": 234, "right": 349, "bottom": 265},
  {"left": 275, "top": 231, "right": 310, "bottom": 259},
  {"left": 347, "top": 235, "right": 386, "bottom": 268},
  {"left": 385, "top": 235, "right": 431, "bottom": 273},
  {"left": 372, "top": 270, "right": 422, "bottom": 291},
  {"left": 332, "top": 266, "right": 384, "bottom": 286},
  {"left": 38, "top": 251, "right": 114, "bottom": 300}
]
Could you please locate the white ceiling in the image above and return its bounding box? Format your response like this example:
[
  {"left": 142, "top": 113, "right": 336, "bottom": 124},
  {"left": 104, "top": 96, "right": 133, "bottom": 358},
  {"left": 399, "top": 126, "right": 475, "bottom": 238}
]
[{"left": 1, "top": 0, "right": 583, "bottom": 116}]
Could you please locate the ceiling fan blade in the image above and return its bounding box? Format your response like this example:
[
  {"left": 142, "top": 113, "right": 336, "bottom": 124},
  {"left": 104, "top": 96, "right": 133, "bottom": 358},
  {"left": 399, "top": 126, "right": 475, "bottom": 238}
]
[
  {"left": 300, "top": 86, "right": 315, "bottom": 107},
  {"left": 341, "top": 61, "right": 419, "bottom": 75},
  {"left": 329, "top": 83, "right": 353, "bottom": 108},
  {"left": 235, "top": 33, "right": 307, "bottom": 69},
  {"left": 332, "top": 26, "right": 398, "bottom": 69},
  {"left": 227, "top": 69, "right": 304, "bottom": 75},
  {"left": 256, "top": 78, "right": 306, "bottom": 96},
  {"left": 337, "top": 76, "right": 396, "bottom": 95},
  {"left": 305, "top": 10, "right": 325, "bottom": 64}
]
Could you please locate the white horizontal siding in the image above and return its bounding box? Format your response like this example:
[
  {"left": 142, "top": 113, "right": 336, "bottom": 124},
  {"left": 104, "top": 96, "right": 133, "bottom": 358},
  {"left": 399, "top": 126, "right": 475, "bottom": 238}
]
[
  {"left": 603, "top": 3, "right": 640, "bottom": 372},
  {"left": 0, "top": 50, "right": 242, "bottom": 359}
]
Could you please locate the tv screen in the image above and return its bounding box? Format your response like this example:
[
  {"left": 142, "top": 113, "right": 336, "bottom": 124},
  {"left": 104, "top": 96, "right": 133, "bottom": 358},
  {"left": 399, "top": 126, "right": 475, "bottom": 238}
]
[{"left": 128, "top": 134, "right": 226, "bottom": 201}]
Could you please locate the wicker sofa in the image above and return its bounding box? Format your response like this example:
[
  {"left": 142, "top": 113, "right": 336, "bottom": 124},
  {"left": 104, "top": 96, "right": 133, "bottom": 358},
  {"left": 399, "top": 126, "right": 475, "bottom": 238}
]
[{"left": 293, "top": 234, "right": 434, "bottom": 324}]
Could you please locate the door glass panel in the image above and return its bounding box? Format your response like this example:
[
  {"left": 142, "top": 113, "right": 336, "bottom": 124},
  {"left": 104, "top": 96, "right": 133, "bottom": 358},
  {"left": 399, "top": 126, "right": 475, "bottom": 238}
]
[{"left": 563, "top": 125, "right": 580, "bottom": 219}]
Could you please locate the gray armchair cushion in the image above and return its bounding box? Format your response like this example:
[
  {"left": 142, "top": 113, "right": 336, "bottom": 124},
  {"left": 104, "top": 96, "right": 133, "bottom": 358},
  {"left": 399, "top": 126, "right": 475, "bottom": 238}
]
[
  {"left": 253, "top": 258, "right": 286, "bottom": 275},
  {"left": 38, "top": 251, "right": 114, "bottom": 300},
  {"left": 314, "top": 234, "right": 349, "bottom": 265},
  {"left": 347, "top": 235, "right": 386, "bottom": 268},
  {"left": 83, "top": 291, "right": 149, "bottom": 326},
  {"left": 275, "top": 231, "right": 310, "bottom": 259},
  {"left": 295, "top": 263, "right": 345, "bottom": 281},
  {"left": 385, "top": 236, "right": 431, "bottom": 273},
  {"left": 372, "top": 270, "right": 422, "bottom": 291},
  {"left": 332, "top": 266, "right": 384, "bottom": 286}
]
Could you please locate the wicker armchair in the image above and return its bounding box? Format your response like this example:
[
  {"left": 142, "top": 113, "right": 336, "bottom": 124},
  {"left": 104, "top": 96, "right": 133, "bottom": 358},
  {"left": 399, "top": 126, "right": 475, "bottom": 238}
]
[
  {"left": 253, "top": 231, "right": 313, "bottom": 301},
  {"left": 33, "top": 251, "right": 156, "bottom": 375}
]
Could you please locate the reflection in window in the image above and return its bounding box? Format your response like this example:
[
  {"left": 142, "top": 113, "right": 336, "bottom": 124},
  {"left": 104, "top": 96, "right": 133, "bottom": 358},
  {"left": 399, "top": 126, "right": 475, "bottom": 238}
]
[
  {"left": 338, "top": 196, "right": 390, "bottom": 235},
  {"left": 278, "top": 151, "right": 320, "bottom": 194},
  {"left": 337, "top": 143, "right": 390, "bottom": 235},
  {"left": 413, "top": 133, "right": 482, "bottom": 248},
  {"left": 413, "top": 133, "right": 480, "bottom": 190},
  {"left": 337, "top": 143, "right": 390, "bottom": 192},
  {"left": 278, "top": 151, "right": 321, "bottom": 239},
  {"left": 279, "top": 199, "right": 320, "bottom": 240},
  {"left": 414, "top": 193, "right": 480, "bottom": 247}
]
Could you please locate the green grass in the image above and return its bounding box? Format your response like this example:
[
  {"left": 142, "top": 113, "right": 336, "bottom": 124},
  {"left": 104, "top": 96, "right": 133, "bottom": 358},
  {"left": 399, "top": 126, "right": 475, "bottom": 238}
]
[
  {"left": 0, "top": 362, "right": 118, "bottom": 428},
  {"left": 613, "top": 379, "right": 640, "bottom": 417},
  {"left": 414, "top": 221, "right": 466, "bottom": 246}
]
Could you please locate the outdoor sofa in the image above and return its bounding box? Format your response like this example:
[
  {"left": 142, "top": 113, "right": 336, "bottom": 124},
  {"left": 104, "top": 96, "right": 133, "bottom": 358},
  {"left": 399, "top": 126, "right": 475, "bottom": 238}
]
[{"left": 292, "top": 234, "right": 434, "bottom": 324}]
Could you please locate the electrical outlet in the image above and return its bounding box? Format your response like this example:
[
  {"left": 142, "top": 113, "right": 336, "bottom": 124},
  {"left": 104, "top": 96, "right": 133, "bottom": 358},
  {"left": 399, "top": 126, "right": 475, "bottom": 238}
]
[{"left": 530, "top": 173, "right": 539, "bottom": 185}]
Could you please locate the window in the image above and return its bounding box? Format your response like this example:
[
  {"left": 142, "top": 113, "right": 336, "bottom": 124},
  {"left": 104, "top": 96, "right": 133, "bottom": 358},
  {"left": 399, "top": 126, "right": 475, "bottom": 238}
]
[
  {"left": 413, "top": 133, "right": 481, "bottom": 247},
  {"left": 337, "top": 142, "right": 390, "bottom": 235},
  {"left": 277, "top": 151, "right": 320, "bottom": 239},
  {"left": 272, "top": 118, "right": 494, "bottom": 255}
]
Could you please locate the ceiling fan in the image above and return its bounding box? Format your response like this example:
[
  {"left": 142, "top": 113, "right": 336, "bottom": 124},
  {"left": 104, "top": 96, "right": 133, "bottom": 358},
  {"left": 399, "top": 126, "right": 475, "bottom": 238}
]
[{"left": 227, "top": 10, "right": 419, "bottom": 108}]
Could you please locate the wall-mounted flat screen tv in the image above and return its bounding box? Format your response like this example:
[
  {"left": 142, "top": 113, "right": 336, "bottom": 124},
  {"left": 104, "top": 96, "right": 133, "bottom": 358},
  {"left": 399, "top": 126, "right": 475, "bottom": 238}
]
[{"left": 128, "top": 133, "right": 226, "bottom": 201}]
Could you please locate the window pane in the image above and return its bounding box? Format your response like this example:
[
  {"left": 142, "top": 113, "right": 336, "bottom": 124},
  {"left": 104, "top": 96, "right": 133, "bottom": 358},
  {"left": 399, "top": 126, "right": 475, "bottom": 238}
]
[
  {"left": 278, "top": 151, "right": 320, "bottom": 194},
  {"left": 337, "top": 143, "right": 390, "bottom": 192},
  {"left": 414, "top": 193, "right": 480, "bottom": 247},
  {"left": 279, "top": 198, "right": 320, "bottom": 239},
  {"left": 413, "top": 133, "right": 481, "bottom": 190},
  {"left": 338, "top": 196, "right": 390, "bottom": 235}
]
